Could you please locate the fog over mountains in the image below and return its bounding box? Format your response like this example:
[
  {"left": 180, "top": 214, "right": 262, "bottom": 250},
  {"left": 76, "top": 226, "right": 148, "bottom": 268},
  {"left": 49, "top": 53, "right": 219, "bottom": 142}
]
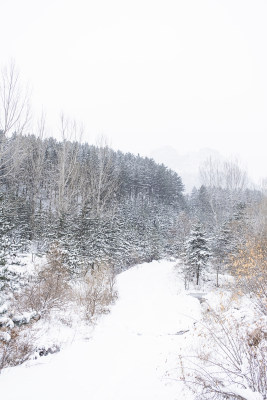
[{"left": 150, "top": 147, "right": 225, "bottom": 193}]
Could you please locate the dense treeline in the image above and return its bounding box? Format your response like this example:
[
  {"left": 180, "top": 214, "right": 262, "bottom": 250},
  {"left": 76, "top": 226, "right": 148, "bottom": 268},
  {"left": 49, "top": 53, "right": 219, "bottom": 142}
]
[
  {"left": 0, "top": 131, "right": 187, "bottom": 272},
  {"left": 0, "top": 129, "right": 263, "bottom": 279}
]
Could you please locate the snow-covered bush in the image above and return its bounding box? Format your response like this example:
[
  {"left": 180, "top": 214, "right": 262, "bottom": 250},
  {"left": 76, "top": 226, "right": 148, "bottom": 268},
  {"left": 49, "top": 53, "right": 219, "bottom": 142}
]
[{"left": 180, "top": 310, "right": 267, "bottom": 400}]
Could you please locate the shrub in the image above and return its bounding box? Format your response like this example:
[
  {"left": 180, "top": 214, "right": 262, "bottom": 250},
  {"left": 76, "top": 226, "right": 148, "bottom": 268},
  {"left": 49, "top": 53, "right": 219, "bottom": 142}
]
[
  {"left": 231, "top": 236, "right": 267, "bottom": 315},
  {"left": 0, "top": 326, "right": 34, "bottom": 373},
  {"left": 76, "top": 263, "right": 117, "bottom": 321},
  {"left": 180, "top": 311, "right": 267, "bottom": 400},
  {"left": 14, "top": 242, "right": 71, "bottom": 316}
]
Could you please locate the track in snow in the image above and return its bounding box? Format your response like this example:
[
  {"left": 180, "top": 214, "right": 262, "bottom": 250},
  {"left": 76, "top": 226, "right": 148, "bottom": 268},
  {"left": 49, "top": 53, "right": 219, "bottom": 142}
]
[{"left": 0, "top": 260, "right": 201, "bottom": 400}]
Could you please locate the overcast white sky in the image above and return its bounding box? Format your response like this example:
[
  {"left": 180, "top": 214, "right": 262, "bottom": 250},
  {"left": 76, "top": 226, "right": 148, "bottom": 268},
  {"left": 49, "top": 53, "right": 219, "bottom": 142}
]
[{"left": 1, "top": 0, "right": 266, "bottom": 183}]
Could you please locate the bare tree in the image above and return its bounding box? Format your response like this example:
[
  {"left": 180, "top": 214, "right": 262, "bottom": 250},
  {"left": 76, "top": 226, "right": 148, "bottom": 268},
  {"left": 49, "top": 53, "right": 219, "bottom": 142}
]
[
  {"left": 199, "top": 157, "right": 224, "bottom": 189},
  {"left": 0, "top": 62, "right": 31, "bottom": 181},
  {"left": 0, "top": 61, "right": 30, "bottom": 136},
  {"left": 85, "top": 137, "right": 119, "bottom": 217},
  {"left": 199, "top": 157, "right": 249, "bottom": 227},
  {"left": 55, "top": 114, "right": 82, "bottom": 216},
  {"left": 22, "top": 115, "right": 47, "bottom": 241},
  {"left": 200, "top": 157, "right": 248, "bottom": 192}
]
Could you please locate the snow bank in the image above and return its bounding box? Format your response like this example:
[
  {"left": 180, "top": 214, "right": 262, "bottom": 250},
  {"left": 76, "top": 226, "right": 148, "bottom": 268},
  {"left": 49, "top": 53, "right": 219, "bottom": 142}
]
[
  {"left": 0, "top": 331, "right": 11, "bottom": 342},
  {"left": 12, "top": 312, "right": 37, "bottom": 326},
  {"left": 0, "top": 316, "right": 14, "bottom": 329}
]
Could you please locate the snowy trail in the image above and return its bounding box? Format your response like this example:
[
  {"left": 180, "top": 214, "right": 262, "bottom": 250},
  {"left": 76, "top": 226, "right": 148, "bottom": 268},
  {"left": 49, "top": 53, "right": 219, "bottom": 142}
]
[{"left": 0, "top": 260, "right": 201, "bottom": 400}]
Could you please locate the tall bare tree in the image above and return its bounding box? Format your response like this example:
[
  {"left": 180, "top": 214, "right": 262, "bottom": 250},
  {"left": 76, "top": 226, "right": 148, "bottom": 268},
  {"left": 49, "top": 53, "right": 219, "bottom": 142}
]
[
  {"left": 199, "top": 157, "right": 249, "bottom": 226},
  {"left": 87, "top": 137, "right": 119, "bottom": 218},
  {"left": 56, "top": 114, "right": 82, "bottom": 216},
  {"left": 0, "top": 62, "right": 31, "bottom": 181},
  {"left": 0, "top": 61, "right": 30, "bottom": 136},
  {"left": 200, "top": 157, "right": 248, "bottom": 192}
]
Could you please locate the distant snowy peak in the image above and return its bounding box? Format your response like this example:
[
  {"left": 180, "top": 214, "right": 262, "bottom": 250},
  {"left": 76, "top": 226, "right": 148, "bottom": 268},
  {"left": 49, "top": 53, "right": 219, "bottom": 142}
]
[{"left": 150, "top": 147, "right": 225, "bottom": 193}]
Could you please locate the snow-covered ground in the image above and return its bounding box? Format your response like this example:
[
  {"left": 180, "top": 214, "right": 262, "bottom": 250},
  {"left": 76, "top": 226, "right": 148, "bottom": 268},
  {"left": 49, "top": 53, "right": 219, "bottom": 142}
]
[{"left": 0, "top": 260, "right": 202, "bottom": 400}]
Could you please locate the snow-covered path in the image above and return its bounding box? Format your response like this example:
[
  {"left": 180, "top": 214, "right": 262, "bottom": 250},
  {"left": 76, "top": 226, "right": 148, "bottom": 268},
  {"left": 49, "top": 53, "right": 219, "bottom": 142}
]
[{"left": 1, "top": 260, "right": 201, "bottom": 400}]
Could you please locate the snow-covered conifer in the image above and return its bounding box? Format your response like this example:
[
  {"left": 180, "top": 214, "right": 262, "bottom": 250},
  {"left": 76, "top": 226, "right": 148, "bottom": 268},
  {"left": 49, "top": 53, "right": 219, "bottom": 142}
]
[{"left": 183, "top": 223, "right": 211, "bottom": 286}]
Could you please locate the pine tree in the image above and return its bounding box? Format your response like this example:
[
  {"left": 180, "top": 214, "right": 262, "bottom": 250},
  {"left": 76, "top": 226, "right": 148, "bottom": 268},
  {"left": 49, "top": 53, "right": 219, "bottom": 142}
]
[
  {"left": 184, "top": 223, "right": 211, "bottom": 286},
  {"left": 0, "top": 194, "right": 14, "bottom": 267},
  {"left": 212, "top": 222, "right": 234, "bottom": 286}
]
